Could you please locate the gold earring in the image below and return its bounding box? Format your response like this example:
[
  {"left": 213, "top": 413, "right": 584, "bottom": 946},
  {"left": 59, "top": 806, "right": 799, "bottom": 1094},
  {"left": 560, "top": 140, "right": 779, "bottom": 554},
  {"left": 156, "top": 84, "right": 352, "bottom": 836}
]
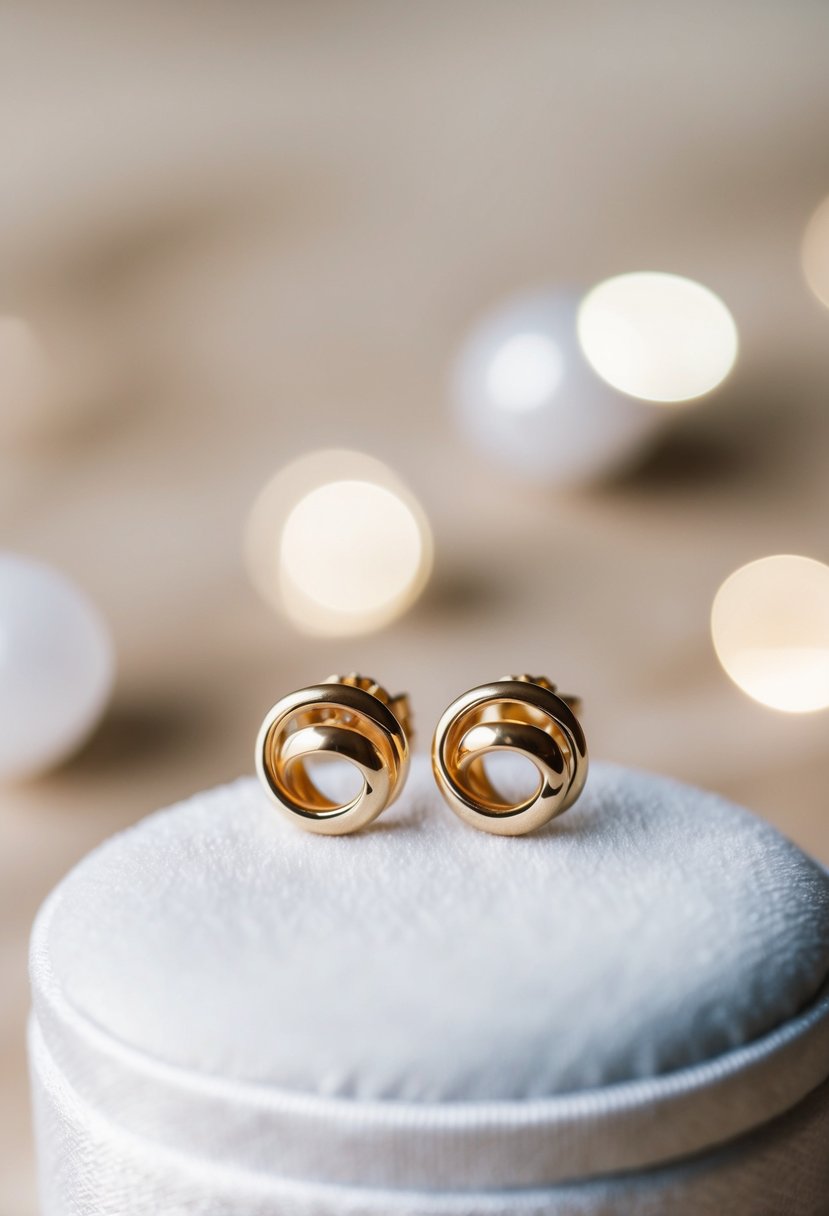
[
  {"left": 256, "top": 674, "right": 412, "bottom": 835},
  {"left": 432, "top": 675, "right": 587, "bottom": 836}
]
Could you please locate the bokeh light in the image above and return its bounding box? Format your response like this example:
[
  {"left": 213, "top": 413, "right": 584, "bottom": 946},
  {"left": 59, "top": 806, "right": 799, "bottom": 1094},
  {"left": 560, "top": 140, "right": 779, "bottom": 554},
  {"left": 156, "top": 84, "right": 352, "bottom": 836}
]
[
  {"left": 802, "top": 195, "right": 829, "bottom": 309},
  {"left": 245, "top": 450, "right": 433, "bottom": 636},
  {"left": 711, "top": 555, "right": 829, "bottom": 713},
  {"left": 577, "top": 272, "right": 738, "bottom": 403}
]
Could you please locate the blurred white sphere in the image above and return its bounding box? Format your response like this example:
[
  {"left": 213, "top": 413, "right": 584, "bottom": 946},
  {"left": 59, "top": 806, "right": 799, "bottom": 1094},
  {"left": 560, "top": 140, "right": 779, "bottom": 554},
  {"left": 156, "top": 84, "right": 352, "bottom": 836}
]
[
  {"left": 454, "top": 277, "right": 738, "bottom": 486},
  {"left": 453, "top": 290, "right": 670, "bottom": 486},
  {"left": 0, "top": 554, "right": 114, "bottom": 781}
]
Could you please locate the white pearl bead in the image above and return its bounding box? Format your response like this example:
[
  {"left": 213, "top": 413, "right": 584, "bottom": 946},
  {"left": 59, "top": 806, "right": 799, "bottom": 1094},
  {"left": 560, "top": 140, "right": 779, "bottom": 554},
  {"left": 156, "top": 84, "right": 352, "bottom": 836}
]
[
  {"left": 0, "top": 553, "right": 114, "bottom": 781},
  {"left": 453, "top": 290, "right": 669, "bottom": 487}
]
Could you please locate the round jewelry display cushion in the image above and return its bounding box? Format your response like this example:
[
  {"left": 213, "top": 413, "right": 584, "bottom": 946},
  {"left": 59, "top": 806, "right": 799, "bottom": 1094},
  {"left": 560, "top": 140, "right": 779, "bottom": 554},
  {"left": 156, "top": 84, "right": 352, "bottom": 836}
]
[{"left": 29, "top": 757, "right": 829, "bottom": 1214}]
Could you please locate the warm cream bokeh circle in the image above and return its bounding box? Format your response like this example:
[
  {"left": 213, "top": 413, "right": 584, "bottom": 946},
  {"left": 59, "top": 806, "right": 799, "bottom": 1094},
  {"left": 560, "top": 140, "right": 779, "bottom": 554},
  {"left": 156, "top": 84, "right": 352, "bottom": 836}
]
[
  {"left": 711, "top": 555, "right": 829, "bottom": 713},
  {"left": 245, "top": 450, "right": 433, "bottom": 636},
  {"left": 802, "top": 195, "right": 829, "bottom": 309},
  {"left": 578, "top": 272, "right": 738, "bottom": 403}
]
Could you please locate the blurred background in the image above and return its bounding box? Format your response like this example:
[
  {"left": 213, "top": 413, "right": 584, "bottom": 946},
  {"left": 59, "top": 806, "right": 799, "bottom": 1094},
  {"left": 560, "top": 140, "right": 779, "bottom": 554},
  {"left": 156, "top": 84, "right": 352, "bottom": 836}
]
[{"left": 3, "top": 2, "right": 829, "bottom": 1209}]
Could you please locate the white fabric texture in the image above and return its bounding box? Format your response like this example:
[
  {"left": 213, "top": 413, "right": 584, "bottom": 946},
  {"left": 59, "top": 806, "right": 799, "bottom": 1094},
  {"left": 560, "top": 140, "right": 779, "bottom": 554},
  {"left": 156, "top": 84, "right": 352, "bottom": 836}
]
[
  {"left": 29, "top": 758, "right": 829, "bottom": 1214},
  {"left": 28, "top": 1023, "right": 829, "bottom": 1216}
]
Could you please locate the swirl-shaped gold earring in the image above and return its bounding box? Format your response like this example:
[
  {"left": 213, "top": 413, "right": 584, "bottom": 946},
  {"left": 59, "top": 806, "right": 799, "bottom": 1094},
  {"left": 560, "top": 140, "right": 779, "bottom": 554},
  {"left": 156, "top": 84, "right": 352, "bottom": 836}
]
[
  {"left": 256, "top": 674, "right": 411, "bottom": 835},
  {"left": 432, "top": 675, "right": 587, "bottom": 836}
]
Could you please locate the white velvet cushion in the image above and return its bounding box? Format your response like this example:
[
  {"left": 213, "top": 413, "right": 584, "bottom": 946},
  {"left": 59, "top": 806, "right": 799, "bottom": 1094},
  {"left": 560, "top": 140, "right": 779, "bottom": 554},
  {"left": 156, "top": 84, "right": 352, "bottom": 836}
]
[
  {"left": 29, "top": 757, "right": 829, "bottom": 1213},
  {"left": 38, "top": 757, "right": 829, "bottom": 1102}
]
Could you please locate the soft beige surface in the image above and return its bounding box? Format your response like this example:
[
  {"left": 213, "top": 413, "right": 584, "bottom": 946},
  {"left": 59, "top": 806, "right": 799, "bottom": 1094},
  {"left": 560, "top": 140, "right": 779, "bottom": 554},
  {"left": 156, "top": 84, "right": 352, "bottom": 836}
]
[{"left": 2, "top": 4, "right": 829, "bottom": 1210}]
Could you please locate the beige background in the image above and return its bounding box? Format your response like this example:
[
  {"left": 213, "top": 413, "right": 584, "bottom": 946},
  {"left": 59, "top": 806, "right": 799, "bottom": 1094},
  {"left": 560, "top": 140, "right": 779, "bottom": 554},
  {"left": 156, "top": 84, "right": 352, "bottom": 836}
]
[{"left": 2, "top": 3, "right": 829, "bottom": 1210}]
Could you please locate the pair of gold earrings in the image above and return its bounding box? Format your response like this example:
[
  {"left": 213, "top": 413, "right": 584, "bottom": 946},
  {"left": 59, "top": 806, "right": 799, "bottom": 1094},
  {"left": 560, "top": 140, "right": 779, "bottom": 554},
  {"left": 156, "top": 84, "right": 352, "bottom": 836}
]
[{"left": 256, "top": 673, "right": 588, "bottom": 837}]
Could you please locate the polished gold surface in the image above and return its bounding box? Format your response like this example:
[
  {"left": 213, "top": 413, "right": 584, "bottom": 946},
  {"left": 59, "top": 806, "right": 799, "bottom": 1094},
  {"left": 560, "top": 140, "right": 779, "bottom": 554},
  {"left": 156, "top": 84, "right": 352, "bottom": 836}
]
[
  {"left": 256, "top": 674, "right": 411, "bottom": 834},
  {"left": 432, "top": 676, "right": 588, "bottom": 836}
]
